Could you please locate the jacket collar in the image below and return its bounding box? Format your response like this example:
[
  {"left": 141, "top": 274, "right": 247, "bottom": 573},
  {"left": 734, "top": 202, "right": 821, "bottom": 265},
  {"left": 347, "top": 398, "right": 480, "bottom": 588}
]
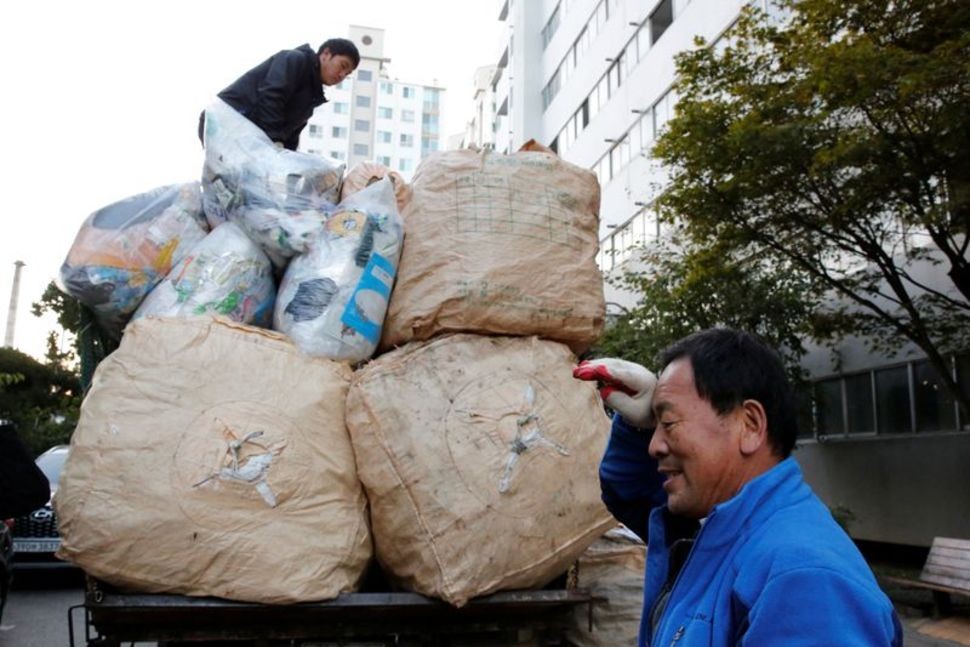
[{"left": 301, "top": 43, "right": 327, "bottom": 105}]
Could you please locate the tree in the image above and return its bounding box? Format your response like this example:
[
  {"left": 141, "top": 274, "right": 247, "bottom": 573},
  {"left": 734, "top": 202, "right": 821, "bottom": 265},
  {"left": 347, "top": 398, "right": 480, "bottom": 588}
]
[
  {"left": 0, "top": 346, "right": 80, "bottom": 456},
  {"left": 652, "top": 0, "right": 970, "bottom": 412},
  {"left": 598, "top": 232, "right": 822, "bottom": 386}
]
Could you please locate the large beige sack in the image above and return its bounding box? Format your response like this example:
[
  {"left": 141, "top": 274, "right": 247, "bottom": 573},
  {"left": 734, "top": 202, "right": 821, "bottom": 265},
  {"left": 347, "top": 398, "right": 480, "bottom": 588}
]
[
  {"left": 55, "top": 317, "right": 371, "bottom": 604},
  {"left": 346, "top": 334, "right": 614, "bottom": 606},
  {"left": 380, "top": 149, "right": 605, "bottom": 354},
  {"left": 565, "top": 527, "right": 646, "bottom": 647}
]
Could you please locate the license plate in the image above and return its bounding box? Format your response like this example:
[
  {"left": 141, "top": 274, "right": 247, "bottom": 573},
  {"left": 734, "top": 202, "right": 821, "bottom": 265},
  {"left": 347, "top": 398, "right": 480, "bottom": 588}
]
[{"left": 13, "top": 539, "right": 61, "bottom": 553}]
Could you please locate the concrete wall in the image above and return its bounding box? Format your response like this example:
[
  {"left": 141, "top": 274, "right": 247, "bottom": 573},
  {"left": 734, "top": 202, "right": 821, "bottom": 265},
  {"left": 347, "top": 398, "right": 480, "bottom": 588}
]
[{"left": 796, "top": 434, "right": 970, "bottom": 547}]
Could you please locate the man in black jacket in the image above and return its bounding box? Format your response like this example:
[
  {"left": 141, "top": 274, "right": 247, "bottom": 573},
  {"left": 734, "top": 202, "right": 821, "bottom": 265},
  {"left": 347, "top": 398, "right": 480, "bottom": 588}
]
[
  {"left": 199, "top": 38, "right": 360, "bottom": 151},
  {"left": 0, "top": 421, "right": 50, "bottom": 519}
]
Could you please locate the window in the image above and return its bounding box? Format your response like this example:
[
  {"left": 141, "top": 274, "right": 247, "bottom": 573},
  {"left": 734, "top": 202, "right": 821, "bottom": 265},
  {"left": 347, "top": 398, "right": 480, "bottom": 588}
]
[
  {"left": 914, "top": 360, "right": 957, "bottom": 432},
  {"left": 308, "top": 124, "right": 323, "bottom": 138},
  {"left": 399, "top": 159, "right": 413, "bottom": 172},
  {"left": 330, "top": 151, "right": 346, "bottom": 160},
  {"left": 357, "top": 69, "right": 373, "bottom": 82},
  {"left": 331, "top": 126, "right": 348, "bottom": 138},
  {"left": 542, "top": 3, "right": 561, "bottom": 49},
  {"left": 400, "top": 134, "right": 414, "bottom": 147},
  {"left": 875, "top": 366, "right": 911, "bottom": 434},
  {"left": 815, "top": 379, "right": 845, "bottom": 436},
  {"left": 650, "top": 0, "right": 674, "bottom": 44},
  {"left": 402, "top": 109, "right": 415, "bottom": 123},
  {"left": 380, "top": 81, "right": 393, "bottom": 95},
  {"left": 637, "top": 24, "right": 651, "bottom": 59},
  {"left": 402, "top": 86, "right": 415, "bottom": 99},
  {"left": 378, "top": 130, "right": 392, "bottom": 143},
  {"left": 542, "top": 68, "right": 562, "bottom": 109},
  {"left": 354, "top": 119, "right": 370, "bottom": 132},
  {"left": 378, "top": 107, "right": 393, "bottom": 119},
  {"left": 353, "top": 143, "right": 369, "bottom": 156},
  {"left": 845, "top": 373, "right": 875, "bottom": 434},
  {"left": 333, "top": 102, "right": 349, "bottom": 114},
  {"left": 423, "top": 88, "right": 441, "bottom": 106},
  {"left": 377, "top": 155, "right": 392, "bottom": 166},
  {"left": 356, "top": 95, "right": 372, "bottom": 108},
  {"left": 306, "top": 148, "right": 321, "bottom": 155},
  {"left": 421, "top": 136, "right": 438, "bottom": 151}
]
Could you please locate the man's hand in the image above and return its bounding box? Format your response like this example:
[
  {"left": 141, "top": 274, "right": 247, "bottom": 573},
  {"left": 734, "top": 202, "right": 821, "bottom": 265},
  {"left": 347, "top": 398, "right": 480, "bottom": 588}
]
[{"left": 573, "top": 358, "right": 657, "bottom": 428}]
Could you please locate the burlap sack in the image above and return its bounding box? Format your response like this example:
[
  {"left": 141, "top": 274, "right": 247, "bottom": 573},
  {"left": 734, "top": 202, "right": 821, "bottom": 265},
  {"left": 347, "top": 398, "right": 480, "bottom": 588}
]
[
  {"left": 55, "top": 317, "right": 371, "bottom": 603},
  {"left": 564, "top": 527, "right": 646, "bottom": 646},
  {"left": 339, "top": 161, "right": 412, "bottom": 214},
  {"left": 346, "top": 334, "right": 614, "bottom": 606},
  {"left": 379, "top": 149, "right": 605, "bottom": 354}
]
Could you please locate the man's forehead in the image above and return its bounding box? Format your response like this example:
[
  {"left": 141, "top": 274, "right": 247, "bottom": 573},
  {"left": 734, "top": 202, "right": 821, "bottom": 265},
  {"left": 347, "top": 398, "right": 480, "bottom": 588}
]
[{"left": 653, "top": 358, "right": 698, "bottom": 409}]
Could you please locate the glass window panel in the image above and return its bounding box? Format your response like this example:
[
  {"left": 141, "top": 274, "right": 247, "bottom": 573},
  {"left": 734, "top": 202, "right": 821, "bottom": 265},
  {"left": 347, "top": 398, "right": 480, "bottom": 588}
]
[
  {"left": 815, "top": 379, "right": 844, "bottom": 436},
  {"left": 354, "top": 119, "right": 370, "bottom": 132},
  {"left": 353, "top": 143, "right": 369, "bottom": 156},
  {"left": 845, "top": 373, "right": 875, "bottom": 434},
  {"left": 875, "top": 366, "right": 911, "bottom": 434},
  {"left": 356, "top": 95, "right": 371, "bottom": 108},
  {"left": 357, "top": 70, "right": 372, "bottom": 82},
  {"left": 914, "top": 360, "right": 957, "bottom": 432},
  {"left": 589, "top": 86, "right": 600, "bottom": 120},
  {"left": 650, "top": 0, "right": 674, "bottom": 44},
  {"left": 637, "top": 25, "right": 650, "bottom": 59},
  {"left": 640, "top": 111, "right": 655, "bottom": 148}
]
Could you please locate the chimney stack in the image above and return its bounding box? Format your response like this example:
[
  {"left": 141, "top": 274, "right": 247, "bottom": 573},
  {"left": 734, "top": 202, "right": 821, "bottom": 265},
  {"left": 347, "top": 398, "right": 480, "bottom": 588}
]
[{"left": 3, "top": 260, "right": 26, "bottom": 348}]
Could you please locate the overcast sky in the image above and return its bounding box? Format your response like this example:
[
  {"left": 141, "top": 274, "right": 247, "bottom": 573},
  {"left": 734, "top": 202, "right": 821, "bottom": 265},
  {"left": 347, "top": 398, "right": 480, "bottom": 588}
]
[{"left": 0, "top": 0, "right": 506, "bottom": 361}]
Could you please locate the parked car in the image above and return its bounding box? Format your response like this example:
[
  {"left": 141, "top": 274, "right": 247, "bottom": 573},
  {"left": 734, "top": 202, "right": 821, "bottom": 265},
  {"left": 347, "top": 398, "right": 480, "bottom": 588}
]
[
  {"left": 0, "top": 519, "right": 12, "bottom": 622},
  {"left": 11, "top": 445, "right": 71, "bottom": 568}
]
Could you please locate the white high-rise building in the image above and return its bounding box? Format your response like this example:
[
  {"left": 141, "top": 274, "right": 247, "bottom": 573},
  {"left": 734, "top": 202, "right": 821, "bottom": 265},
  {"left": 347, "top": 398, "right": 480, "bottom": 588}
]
[
  {"left": 488, "top": 0, "right": 970, "bottom": 548},
  {"left": 299, "top": 26, "right": 443, "bottom": 181}
]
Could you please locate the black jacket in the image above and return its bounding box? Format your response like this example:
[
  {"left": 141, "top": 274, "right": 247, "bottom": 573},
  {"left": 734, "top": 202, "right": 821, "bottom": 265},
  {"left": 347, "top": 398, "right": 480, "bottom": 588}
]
[{"left": 202, "top": 44, "right": 327, "bottom": 151}]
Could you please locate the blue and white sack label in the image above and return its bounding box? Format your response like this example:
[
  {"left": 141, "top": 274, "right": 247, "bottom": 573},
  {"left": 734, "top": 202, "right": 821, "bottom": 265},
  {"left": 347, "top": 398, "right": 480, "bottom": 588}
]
[{"left": 341, "top": 252, "right": 396, "bottom": 343}]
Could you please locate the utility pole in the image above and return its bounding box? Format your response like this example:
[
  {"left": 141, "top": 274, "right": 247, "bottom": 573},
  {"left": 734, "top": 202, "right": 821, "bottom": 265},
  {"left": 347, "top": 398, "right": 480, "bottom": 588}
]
[{"left": 3, "top": 260, "right": 25, "bottom": 348}]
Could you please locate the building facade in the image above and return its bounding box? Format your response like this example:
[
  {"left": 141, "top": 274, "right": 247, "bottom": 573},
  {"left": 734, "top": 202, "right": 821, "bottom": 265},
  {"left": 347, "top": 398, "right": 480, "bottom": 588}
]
[
  {"left": 299, "top": 26, "right": 443, "bottom": 181},
  {"left": 489, "top": 0, "right": 970, "bottom": 547}
]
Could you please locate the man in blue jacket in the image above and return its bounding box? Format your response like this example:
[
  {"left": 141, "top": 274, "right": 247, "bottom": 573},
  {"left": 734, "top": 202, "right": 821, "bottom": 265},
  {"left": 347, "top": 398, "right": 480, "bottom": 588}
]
[
  {"left": 574, "top": 328, "right": 902, "bottom": 646},
  {"left": 199, "top": 38, "right": 360, "bottom": 150}
]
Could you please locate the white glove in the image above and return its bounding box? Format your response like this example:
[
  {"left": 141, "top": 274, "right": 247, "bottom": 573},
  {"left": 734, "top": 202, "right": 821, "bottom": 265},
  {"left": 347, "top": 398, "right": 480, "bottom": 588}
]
[{"left": 573, "top": 358, "right": 657, "bottom": 428}]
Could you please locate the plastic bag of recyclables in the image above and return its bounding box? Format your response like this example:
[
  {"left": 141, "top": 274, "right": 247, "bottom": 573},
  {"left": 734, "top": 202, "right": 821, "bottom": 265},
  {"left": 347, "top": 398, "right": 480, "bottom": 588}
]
[
  {"left": 380, "top": 143, "right": 605, "bottom": 355},
  {"left": 55, "top": 316, "right": 372, "bottom": 603},
  {"left": 345, "top": 333, "right": 614, "bottom": 606},
  {"left": 339, "top": 160, "right": 413, "bottom": 214},
  {"left": 274, "top": 177, "right": 404, "bottom": 363},
  {"left": 201, "top": 98, "right": 345, "bottom": 266},
  {"left": 59, "top": 182, "right": 209, "bottom": 338},
  {"left": 133, "top": 221, "right": 275, "bottom": 328}
]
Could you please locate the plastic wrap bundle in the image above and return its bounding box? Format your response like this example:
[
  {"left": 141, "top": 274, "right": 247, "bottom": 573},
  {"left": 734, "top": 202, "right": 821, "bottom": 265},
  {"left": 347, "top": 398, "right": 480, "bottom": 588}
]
[
  {"left": 339, "top": 161, "right": 413, "bottom": 214},
  {"left": 346, "top": 334, "right": 614, "bottom": 606},
  {"left": 133, "top": 222, "right": 275, "bottom": 327},
  {"left": 55, "top": 317, "right": 372, "bottom": 603},
  {"left": 274, "top": 177, "right": 404, "bottom": 363},
  {"left": 59, "top": 182, "right": 209, "bottom": 337},
  {"left": 380, "top": 148, "right": 605, "bottom": 355},
  {"left": 201, "top": 99, "right": 344, "bottom": 265}
]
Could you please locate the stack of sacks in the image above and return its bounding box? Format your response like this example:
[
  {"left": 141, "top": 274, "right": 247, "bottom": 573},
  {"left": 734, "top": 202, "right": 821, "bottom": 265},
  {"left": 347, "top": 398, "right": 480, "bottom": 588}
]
[
  {"left": 133, "top": 221, "right": 275, "bottom": 328},
  {"left": 340, "top": 161, "right": 413, "bottom": 215},
  {"left": 55, "top": 317, "right": 372, "bottom": 603},
  {"left": 379, "top": 145, "right": 605, "bottom": 354},
  {"left": 59, "top": 182, "right": 209, "bottom": 337},
  {"left": 563, "top": 527, "right": 647, "bottom": 646},
  {"left": 201, "top": 99, "right": 344, "bottom": 267},
  {"left": 274, "top": 177, "right": 404, "bottom": 363},
  {"left": 345, "top": 145, "right": 612, "bottom": 606}
]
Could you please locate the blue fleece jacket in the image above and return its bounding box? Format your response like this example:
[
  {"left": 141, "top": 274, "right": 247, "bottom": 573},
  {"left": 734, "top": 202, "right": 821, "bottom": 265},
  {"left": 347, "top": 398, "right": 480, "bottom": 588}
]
[{"left": 600, "top": 415, "right": 902, "bottom": 646}]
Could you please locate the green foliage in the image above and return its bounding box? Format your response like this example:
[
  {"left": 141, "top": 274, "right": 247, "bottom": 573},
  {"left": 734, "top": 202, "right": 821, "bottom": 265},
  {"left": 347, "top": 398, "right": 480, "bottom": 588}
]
[
  {"left": 597, "top": 233, "right": 819, "bottom": 388},
  {"left": 0, "top": 346, "right": 80, "bottom": 456},
  {"left": 650, "top": 0, "right": 970, "bottom": 411}
]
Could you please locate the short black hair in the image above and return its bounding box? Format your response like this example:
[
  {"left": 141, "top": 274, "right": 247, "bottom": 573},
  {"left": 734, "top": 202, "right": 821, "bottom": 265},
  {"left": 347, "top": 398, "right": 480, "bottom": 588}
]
[
  {"left": 318, "top": 38, "right": 360, "bottom": 68},
  {"left": 660, "top": 328, "right": 798, "bottom": 457}
]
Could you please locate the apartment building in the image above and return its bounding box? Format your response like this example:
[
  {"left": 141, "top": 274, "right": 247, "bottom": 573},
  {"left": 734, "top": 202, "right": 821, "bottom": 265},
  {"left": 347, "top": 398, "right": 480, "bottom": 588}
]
[{"left": 488, "top": 0, "right": 969, "bottom": 547}]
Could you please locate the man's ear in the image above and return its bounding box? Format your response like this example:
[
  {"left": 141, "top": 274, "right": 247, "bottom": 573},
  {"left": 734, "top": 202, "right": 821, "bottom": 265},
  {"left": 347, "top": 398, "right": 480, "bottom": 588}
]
[{"left": 737, "top": 399, "right": 768, "bottom": 456}]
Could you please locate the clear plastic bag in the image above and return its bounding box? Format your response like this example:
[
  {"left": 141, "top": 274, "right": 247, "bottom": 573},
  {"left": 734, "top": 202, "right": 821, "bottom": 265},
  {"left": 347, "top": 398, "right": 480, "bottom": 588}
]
[
  {"left": 133, "top": 222, "right": 276, "bottom": 328},
  {"left": 201, "top": 99, "right": 345, "bottom": 265},
  {"left": 59, "top": 182, "right": 209, "bottom": 338},
  {"left": 274, "top": 177, "right": 403, "bottom": 362}
]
